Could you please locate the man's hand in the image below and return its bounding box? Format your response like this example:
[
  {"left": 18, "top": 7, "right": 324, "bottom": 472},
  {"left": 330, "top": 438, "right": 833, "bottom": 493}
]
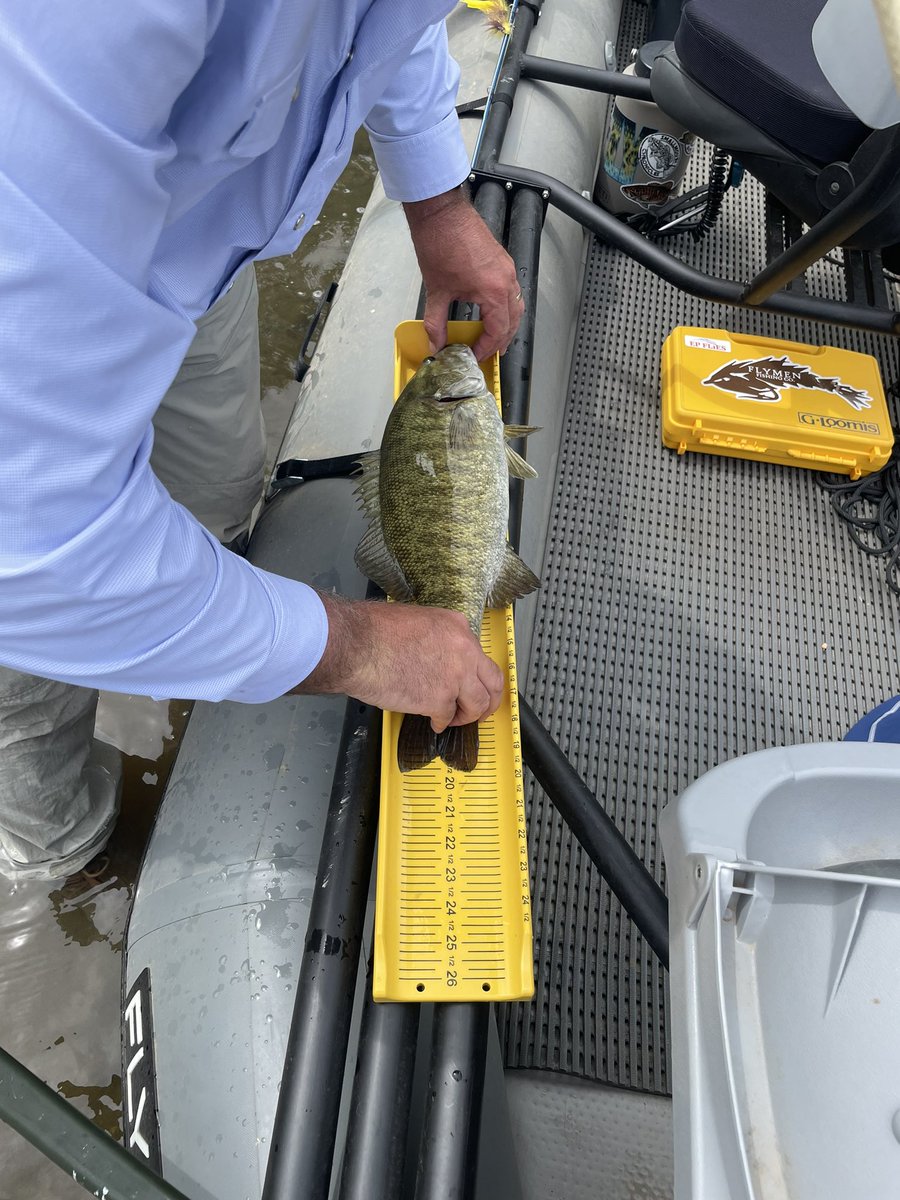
[
  {"left": 403, "top": 186, "right": 524, "bottom": 362},
  {"left": 292, "top": 593, "right": 505, "bottom": 733}
]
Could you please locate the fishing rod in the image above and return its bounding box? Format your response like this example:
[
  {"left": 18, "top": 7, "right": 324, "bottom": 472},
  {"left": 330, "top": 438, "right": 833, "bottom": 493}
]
[{"left": 0, "top": 1044, "right": 190, "bottom": 1200}]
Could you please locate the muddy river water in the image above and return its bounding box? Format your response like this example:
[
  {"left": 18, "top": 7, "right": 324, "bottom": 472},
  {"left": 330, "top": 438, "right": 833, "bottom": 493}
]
[{"left": 0, "top": 133, "right": 377, "bottom": 1198}]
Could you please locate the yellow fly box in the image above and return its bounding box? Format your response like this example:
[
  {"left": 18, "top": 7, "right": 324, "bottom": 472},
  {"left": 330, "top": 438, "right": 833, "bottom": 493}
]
[
  {"left": 373, "top": 320, "right": 535, "bottom": 1004},
  {"left": 661, "top": 326, "right": 892, "bottom": 478}
]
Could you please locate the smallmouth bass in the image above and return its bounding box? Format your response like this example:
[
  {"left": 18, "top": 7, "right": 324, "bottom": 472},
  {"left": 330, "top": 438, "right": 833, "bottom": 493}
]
[{"left": 354, "top": 343, "right": 540, "bottom": 772}]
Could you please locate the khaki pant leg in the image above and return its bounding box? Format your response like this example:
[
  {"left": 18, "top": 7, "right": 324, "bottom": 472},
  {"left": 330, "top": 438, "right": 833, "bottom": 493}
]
[
  {"left": 151, "top": 265, "right": 266, "bottom": 542},
  {"left": 0, "top": 669, "right": 120, "bottom": 879}
]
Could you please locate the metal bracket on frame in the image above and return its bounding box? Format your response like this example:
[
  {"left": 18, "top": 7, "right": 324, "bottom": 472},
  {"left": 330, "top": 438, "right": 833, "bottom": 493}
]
[{"left": 467, "top": 168, "right": 551, "bottom": 221}]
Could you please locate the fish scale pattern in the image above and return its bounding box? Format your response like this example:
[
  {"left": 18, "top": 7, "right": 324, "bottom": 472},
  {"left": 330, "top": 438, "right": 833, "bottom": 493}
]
[{"left": 500, "top": 6, "right": 900, "bottom": 1092}]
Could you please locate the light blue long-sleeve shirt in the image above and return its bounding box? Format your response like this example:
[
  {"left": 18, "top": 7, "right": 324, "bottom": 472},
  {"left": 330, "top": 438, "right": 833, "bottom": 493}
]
[{"left": 0, "top": 0, "right": 470, "bottom": 702}]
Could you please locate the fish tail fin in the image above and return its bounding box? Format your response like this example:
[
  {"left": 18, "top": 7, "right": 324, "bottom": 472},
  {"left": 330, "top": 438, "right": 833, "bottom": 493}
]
[
  {"left": 397, "top": 714, "right": 440, "bottom": 773},
  {"left": 397, "top": 717, "right": 480, "bottom": 774},
  {"left": 440, "top": 722, "right": 479, "bottom": 774}
]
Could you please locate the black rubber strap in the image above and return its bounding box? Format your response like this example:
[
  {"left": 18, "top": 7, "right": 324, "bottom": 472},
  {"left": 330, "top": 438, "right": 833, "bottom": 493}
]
[
  {"left": 270, "top": 453, "right": 364, "bottom": 492},
  {"left": 456, "top": 95, "right": 489, "bottom": 117}
]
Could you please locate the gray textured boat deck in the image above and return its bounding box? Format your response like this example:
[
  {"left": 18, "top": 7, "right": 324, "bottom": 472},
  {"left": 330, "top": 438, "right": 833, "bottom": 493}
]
[{"left": 500, "top": 78, "right": 900, "bottom": 1102}]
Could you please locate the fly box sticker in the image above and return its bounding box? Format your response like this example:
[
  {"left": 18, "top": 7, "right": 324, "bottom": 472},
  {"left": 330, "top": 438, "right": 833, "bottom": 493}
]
[
  {"left": 701, "top": 355, "right": 874, "bottom": 410},
  {"left": 661, "top": 326, "right": 893, "bottom": 477}
]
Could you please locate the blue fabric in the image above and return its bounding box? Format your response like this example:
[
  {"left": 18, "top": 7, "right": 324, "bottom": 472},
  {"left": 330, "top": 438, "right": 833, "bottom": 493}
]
[
  {"left": 845, "top": 697, "right": 900, "bottom": 742},
  {"left": 0, "top": 1, "right": 469, "bottom": 704},
  {"left": 675, "top": 0, "right": 868, "bottom": 164}
]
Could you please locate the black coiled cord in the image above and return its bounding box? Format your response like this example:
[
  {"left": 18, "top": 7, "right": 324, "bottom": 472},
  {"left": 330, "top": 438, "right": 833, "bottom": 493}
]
[
  {"left": 817, "top": 448, "right": 900, "bottom": 594},
  {"left": 691, "top": 147, "right": 730, "bottom": 243}
]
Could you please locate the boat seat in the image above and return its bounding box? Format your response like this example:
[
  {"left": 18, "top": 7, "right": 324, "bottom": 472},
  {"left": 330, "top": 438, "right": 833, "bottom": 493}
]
[
  {"left": 650, "top": 0, "right": 900, "bottom": 253},
  {"left": 675, "top": 0, "right": 867, "bottom": 166}
]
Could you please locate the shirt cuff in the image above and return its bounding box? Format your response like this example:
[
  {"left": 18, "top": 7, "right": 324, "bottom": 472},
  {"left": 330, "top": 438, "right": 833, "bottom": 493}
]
[
  {"left": 222, "top": 572, "right": 329, "bottom": 703},
  {"left": 367, "top": 109, "right": 471, "bottom": 203}
]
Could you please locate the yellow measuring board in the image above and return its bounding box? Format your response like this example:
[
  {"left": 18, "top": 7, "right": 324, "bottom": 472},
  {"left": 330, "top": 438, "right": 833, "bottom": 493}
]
[{"left": 372, "top": 320, "right": 535, "bottom": 1003}]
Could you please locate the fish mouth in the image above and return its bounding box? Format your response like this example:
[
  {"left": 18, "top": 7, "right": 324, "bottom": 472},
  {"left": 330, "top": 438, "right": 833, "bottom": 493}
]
[
  {"left": 433, "top": 386, "right": 479, "bottom": 403},
  {"left": 420, "top": 344, "right": 485, "bottom": 403},
  {"left": 431, "top": 380, "right": 482, "bottom": 403}
]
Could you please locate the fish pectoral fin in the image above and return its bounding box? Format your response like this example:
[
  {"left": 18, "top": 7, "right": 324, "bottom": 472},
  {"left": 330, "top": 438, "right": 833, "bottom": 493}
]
[
  {"left": 487, "top": 545, "right": 541, "bottom": 607},
  {"left": 448, "top": 404, "right": 480, "bottom": 450},
  {"left": 353, "top": 453, "right": 416, "bottom": 600},
  {"left": 505, "top": 443, "right": 538, "bottom": 479},
  {"left": 354, "top": 524, "right": 414, "bottom": 601},
  {"left": 503, "top": 423, "right": 540, "bottom": 439}
]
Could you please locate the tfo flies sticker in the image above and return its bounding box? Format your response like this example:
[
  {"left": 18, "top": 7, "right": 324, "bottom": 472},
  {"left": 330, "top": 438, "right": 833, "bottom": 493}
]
[{"left": 685, "top": 335, "right": 732, "bottom": 353}]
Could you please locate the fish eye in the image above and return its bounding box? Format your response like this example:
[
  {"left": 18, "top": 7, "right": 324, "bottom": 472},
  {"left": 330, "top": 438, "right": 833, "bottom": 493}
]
[{"left": 422, "top": 356, "right": 435, "bottom": 365}]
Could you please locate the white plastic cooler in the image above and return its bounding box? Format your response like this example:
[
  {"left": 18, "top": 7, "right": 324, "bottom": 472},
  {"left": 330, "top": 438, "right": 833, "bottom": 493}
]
[{"left": 661, "top": 743, "right": 900, "bottom": 1200}]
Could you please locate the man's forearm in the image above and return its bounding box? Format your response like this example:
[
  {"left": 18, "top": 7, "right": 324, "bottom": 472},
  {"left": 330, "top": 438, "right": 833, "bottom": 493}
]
[
  {"left": 291, "top": 592, "right": 368, "bottom": 696},
  {"left": 401, "top": 185, "right": 523, "bottom": 361},
  {"left": 290, "top": 591, "right": 504, "bottom": 734},
  {"left": 403, "top": 183, "right": 469, "bottom": 226}
]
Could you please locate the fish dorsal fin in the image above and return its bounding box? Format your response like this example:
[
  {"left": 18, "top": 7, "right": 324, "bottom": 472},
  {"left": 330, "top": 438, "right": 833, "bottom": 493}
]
[
  {"left": 353, "top": 451, "right": 382, "bottom": 521},
  {"left": 504, "top": 424, "right": 540, "bottom": 439},
  {"left": 505, "top": 443, "right": 538, "bottom": 479},
  {"left": 352, "top": 453, "right": 414, "bottom": 600},
  {"left": 486, "top": 544, "right": 540, "bottom": 608}
]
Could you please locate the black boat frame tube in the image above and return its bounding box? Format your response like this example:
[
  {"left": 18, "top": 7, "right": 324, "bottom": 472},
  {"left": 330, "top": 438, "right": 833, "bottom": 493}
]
[
  {"left": 489, "top": 162, "right": 900, "bottom": 336},
  {"left": 519, "top": 698, "right": 670, "bottom": 970},
  {"left": 262, "top": 696, "right": 382, "bottom": 1200},
  {"left": 0, "top": 1044, "right": 189, "bottom": 1200},
  {"left": 742, "top": 126, "right": 900, "bottom": 304},
  {"left": 474, "top": 179, "right": 508, "bottom": 242},
  {"left": 520, "top": 53, "right": 653, "bottom": 100},
  {"left": 518, "top": 56, "right": 900, "bottom": 321},
  {"left": 408, "top": 177, "right": 522, "bottom": 1200},
  {"left": 414, "top": 1005, "right": 491, "bottom": 1200},
  {"left": 338, "top": 988, "right": 421, "bottom": 1200}
]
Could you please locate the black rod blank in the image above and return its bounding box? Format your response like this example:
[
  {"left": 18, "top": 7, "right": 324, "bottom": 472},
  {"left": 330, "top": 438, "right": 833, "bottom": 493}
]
[
  {"left": 500, "top": 186, "right": 544, "bottom": 550},
  {"left": 0, "top": 1044, "right": 189, "bottom": 1200}
]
